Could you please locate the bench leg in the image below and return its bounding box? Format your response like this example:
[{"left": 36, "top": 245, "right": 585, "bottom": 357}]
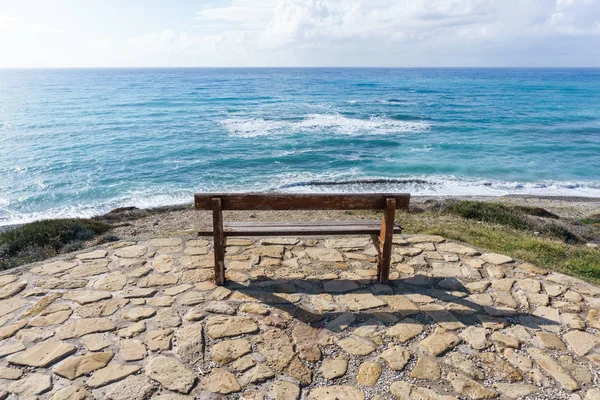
[
  {"left": 377, "top": 198, "right": 396, "bottom": 284},
  {"left": 212, "top": 198, "right": 226, "bottom": 286}
]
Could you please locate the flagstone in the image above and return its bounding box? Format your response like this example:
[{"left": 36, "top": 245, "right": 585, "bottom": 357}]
[
  {"left": 54, "top": 351, "right": 114, "bottom": 379},
  {"left": 87, "top": 364, "right": 142, "bottom": 388},
  {"left": 8, "top": 340, "right": 76, "bottom": 367},
  {"left": 31, "top": 260, "right": 77, "bottom": 275},
  {"left": 147, "top": 356, "right": 196, "bottom": 394},
  {"left": 9, "top": 373, "right": 53, "bottom": 397},
  {"left": 57, "top": 317, "right": 116, "bottom": 339}
]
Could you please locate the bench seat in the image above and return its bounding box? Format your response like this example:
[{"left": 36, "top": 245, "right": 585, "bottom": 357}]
[{"left": 198, "top": 220, "right": 403, "bottom": 237}]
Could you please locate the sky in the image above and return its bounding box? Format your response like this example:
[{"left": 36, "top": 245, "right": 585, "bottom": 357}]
[{"left": 1, "top": 0, "right": 600, "bottom": 67}]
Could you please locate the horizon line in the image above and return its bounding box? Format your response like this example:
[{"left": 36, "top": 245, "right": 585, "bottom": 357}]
[{"left": 2, "top": 66, "right": 600, "bottom": 70}]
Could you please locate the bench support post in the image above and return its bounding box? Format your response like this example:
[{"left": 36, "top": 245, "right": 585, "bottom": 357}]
[
  {"left": 377, "top": 197, "right": 396, "bottom": 284},
  {"left": 212, "top": 198, "right": 226, "bottom": 286}
]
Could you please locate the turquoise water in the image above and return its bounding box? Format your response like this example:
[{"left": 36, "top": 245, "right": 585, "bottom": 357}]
[{"left": 1, "top": 68, "right": 600, "bottom": 225}]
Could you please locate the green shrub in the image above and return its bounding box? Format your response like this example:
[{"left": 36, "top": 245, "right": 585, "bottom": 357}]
[{"left": 0, "top": 219, "right": 111, "bottom": 270}]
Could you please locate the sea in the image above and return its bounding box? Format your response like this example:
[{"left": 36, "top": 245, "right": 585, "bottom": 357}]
[{"left": 1, "top": 68, "right": 600, "bottom": 226}]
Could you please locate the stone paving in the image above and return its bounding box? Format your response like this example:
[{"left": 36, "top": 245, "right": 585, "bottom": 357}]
[{"left": 0, "top": 235, "right": 599, "bottom": 399}]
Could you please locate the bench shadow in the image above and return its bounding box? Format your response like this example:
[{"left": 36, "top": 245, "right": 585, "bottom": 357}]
[{"left": 222, "top": 278, "right": 559, "bottom": 332}]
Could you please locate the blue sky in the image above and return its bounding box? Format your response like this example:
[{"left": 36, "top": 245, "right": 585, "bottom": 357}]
[{"left": 1, "top": 0, "right": 600, "bottom": 67}]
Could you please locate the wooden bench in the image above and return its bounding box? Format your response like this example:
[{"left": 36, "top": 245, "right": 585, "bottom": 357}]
[{"left": 195, "top": 193, "right": 410, "bottom": 286}]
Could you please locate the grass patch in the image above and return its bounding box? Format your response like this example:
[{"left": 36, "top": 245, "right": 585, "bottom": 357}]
[
  {"left": 399, "top": 208, "right": 600, "bottom": 283},
  {"left": 0, "top": 219, "right": 112, "bottom": 271},
  {"left": 430, "top": 200, "right": 584, "bottom": 244}
]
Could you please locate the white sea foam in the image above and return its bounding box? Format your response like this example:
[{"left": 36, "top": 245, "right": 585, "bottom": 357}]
[
  {"left": 2, "top": 176, "right": 599, "bottom": 227},
  {"left": 220, "top": 114, "right": 430, "bottom": 137},
  {"left": 267, "top": 172, "right": 600, "bottom": 198}
]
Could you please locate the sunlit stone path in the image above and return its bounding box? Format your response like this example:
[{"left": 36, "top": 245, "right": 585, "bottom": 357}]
[{"left": 0, "top": 234, "right": 599, "bottom": 399}]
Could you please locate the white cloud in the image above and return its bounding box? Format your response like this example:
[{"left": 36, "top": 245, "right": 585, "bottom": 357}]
[{"left": 1, "top": 0, "right": 599, "bottom": 67}]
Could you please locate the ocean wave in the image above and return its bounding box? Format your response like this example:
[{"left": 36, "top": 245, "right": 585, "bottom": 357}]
[
  {"left": 266, "top": 173, "right": 600, "bottom": 197},
  {"left": 220, "top": 114, "right": 430, "bottom": 138}
]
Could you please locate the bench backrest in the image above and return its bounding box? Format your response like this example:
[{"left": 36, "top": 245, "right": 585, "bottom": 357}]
[{"left": 194, "top": 193, "right": 410, "bottom": 211}]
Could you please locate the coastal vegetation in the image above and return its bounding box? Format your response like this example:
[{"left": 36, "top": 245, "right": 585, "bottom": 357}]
[
  {"left": 0, "top": 219, "right": 111, "bottom": 270},
  {"left": 401, "top": 200, "right": 600, "bottom": 283}
]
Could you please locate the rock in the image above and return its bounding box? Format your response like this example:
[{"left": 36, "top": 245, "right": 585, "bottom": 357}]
[
  {"left": 490, "top": 332, "right": 520, "bottom": 349},
  {"left": 156, "top": 309, "right": 182, "bottom": 328},
  {"left": 0, "top": 275, "right": 18, "bottom": 286},
  {"left": 563, "top": 330, "right": 600, "bottom": 356},
  {"left": 120, "top": 288, "right": 157, "bottom": 298},
  {"left": 447, "top": 372, "right": 498, "bottom": 399},
  {"left": 337, "top": 337, "right": 377, "bottom": 356},
  {"left": 87, "top": 363, "right": 141, "bottom": 387},
  {"left": 478, "top": 352, "right": 522, "bottom": 382},
  {"left": 178, "top": 291, "right": 205, "bottom": 306},
  {"left": 36, "top": 277, "right": 88, "bottom": 289},
  {"left": 503, "top": 349, "right": 533, "bottom": 373},
  {"left": 93, "top": 272, "right": 127, "bottom": 290},
  {"left": 286, "top": 356, "right": 313, "bottom": 386},
  {"left": 269, "top": 380, "right": 301, "bottom": 400},
  {"left": 254, "top": 328, "right": 295, "bottom": 371},
  {"left": 459, "top": 326, "right": 490, "bottom": 350},
  {"left": 206, "top": 316, "right": 259, "bottom": 338},
  {"left": 386, "top": 318, "right": 424, "bottom": 342},
  {"left": 114, "top": 245, "right": 146, "bottom": 258},
  {"left": 148, "top": 237, "right": 183, "bottom": 247},
  {"left": 324, "top": 313, "right": 356, "bottom": 332},
  {"left": 0, "top": 366, "right": 23, "bottom": 379},
  {"left": 536, "top": 331, "right": 567, "bottom": 351},
  {"left": 493, "top": 383, "right": 538, "bottom": 398},
  {"left": 0, "top": 340, "right": 25, "bottom": 357},
  {"left": 586, "top": 389, "right": 600, "bottom": 400},
  {"left": 305, "top": 247, "right": 344, "bottom": 262},
  {"left": 201, "top": 367, "right": 241, "bottom": 394},
  {"left": 120, "top": 339, "right": 146, "bottom": 361},
  {"left": 176, "top": 323, "right": 204, "bottom": 363},
  {"left": 242, "top": 363, "right": 275, "bottom": 385},
  {"left": 336, "top": 293, "right": 385, "bottom": 311},
  {"left": 116, "top": 321, "right": 146, "bottom": 338},
  {"left": 9, "top": 373, "right": 53, "bottom": 396},
  {"left": 410, "top": 357, "right": 441, "bottom": 380},
  {"left": 587, "top": 309, "right": 600, "bottom": 329},
  {"left": 420, "top": 328, "right": 461, "bottom": 356},
  {"left": 438, "top": 243, "right": 479, "bottom": 256},
  {"left": 309, "top": 386, "right": 365, "bottom": 400},
  {"left": 390, "top": 381, "right": 457, "bottom": 400},
  {"left": 146, "top": 356, "right": 196, "bottom": 393},
  {"left": 379, "top": 346, "right": 410, "bottom": 371},
  {"left": 212, "top": 339, "right": 251, "bottom": 364},
  {"left": 139, "top": 274, "right": 179, "bottom": 287},
  {"left": 148, "top": 295, "right": 175, "bottom": 307},
  {"left": 57, "top": 317, "right": 116, "bottom": 339},
  {"left": 321, "top": 357, "right": 348, "bottom": 379},
  {"left": 80, "top": 334, "right": 110, "bottom": 351},
  {"left": 50, "top": 384, "right": 93, "bottom": 400},
  {"left": 54, "top": 351, "right": 114, "bottom": 379},
  {"left": 31, "top": 260, "right": 77, "bottom": 275},
  {"left": 0, "top": 320, "right": 27, "bottom": 339},
  {"left": 123, "top": 306, "right": 156, "bottom": 322},
  {"left": 445, "top": 352, "right": 485, "bottom": 380},
  {"left": 107, "top": 376, "right": 156, "bottom": 400},
  {"left": 527, "top": 348, "right": 579, "bottom": 391},
  {"left": 204, "top": 301, "right": 236, "bottom": 314},
  {"left": 357, "top": 361, "right": 381, "bottom": 386},
  {"left": 232, "top": 355, "right": 256, "bottom": 372},
  {"left": 8, "top": 340, "right": 76, "bottom": 367},
  {"left": 322, "top": 280, "right": 359, "bottom": 293},
  {"left": 480, "top": 253, "right": 513, "bottom": 264},
  {"left": 420, "top": 303, "right": 465, "bottom": 330},
  {"left": 146, "top": 329, "right": 173, "bottom": 351},
  {"left": 0, "top": 282, "right": 26, "bottom": 299},
  {"left": 76, "top": 298, "right": 129, "bottom": 318},
  {"left": 77, "top": 249, "right": 107, "bottom": 260}
]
